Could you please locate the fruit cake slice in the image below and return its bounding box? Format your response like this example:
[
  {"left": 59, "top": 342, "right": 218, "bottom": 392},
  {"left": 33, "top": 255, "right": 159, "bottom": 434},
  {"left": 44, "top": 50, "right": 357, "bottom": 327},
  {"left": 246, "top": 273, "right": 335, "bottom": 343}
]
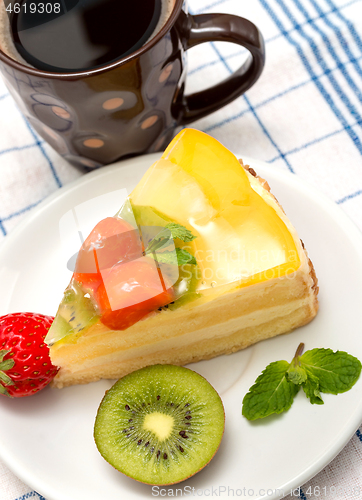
[{"left": 46, "top": 129, "right": 318, "bottom": 388}]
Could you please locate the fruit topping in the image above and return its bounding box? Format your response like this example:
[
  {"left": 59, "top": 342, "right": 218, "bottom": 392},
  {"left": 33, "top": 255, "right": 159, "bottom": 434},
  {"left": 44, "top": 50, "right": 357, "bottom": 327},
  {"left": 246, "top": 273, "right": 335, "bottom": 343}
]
[
  {"left": 96, "top": 256, "right": 175, "bottom": 330},
  {"left": 48, "top": 201, "right": 200, "bottom": 342},
  {"left": 45, "top": 282, "right": 100, "bottom": 346},
  {"left": 74, "top": 216, "right": 143, "bottom": 289}
]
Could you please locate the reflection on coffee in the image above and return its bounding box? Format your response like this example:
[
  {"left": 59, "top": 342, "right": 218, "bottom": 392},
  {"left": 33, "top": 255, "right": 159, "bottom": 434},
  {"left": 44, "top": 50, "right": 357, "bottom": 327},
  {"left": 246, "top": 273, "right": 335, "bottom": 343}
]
[{"left": 2, "top": 0, "right": 175, "bottom": 72}]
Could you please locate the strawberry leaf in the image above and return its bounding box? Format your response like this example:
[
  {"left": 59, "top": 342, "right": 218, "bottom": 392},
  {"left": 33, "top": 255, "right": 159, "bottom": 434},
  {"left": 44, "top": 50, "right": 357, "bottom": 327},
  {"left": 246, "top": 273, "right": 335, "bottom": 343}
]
[
  {"left": 0, "top": 349, "right": 10, "bottom": 362},
  {"left": 0, "top": 384, "right": 11, "bottom": 397},
  {"left": 0, "top": 350, "right": 15, "bottom": 374},
  {"left": 0, "top": 370, "right": 14, "bottom": 386}
]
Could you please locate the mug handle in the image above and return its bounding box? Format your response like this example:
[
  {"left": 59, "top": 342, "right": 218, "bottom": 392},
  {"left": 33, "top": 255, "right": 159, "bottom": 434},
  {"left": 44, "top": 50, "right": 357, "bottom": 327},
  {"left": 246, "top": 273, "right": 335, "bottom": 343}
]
[{"left": 178, "top": 13, "right": 265, "bottom": 125}]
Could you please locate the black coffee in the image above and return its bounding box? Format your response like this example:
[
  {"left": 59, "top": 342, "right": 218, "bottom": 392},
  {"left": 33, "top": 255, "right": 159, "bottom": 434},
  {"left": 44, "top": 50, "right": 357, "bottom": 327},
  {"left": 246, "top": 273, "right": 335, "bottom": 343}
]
[{"left": 9, "top": 0, "right": 162, "bottom": 72}]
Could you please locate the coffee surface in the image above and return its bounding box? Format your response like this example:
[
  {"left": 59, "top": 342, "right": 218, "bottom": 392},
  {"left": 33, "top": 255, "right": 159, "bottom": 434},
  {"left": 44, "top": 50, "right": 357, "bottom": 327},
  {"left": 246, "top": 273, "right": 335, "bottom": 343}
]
[{"left": 0, "top": 0, "right": 175, "bottom": 71}]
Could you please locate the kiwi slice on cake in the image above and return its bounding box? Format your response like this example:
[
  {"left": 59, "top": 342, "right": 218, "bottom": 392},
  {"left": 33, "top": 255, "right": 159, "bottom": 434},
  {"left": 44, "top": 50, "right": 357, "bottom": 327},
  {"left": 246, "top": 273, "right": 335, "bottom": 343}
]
[
  {"left": 46, "top": 282, "right": 100, "bottom": 346},
  {"left": 94, "top": 365, "right": 225, "bottom": 485}
]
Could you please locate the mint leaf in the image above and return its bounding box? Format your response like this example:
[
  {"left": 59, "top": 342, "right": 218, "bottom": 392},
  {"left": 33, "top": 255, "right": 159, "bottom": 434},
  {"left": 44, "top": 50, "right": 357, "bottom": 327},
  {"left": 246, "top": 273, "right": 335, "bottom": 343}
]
[
  {"left": 175, "top": 248, "right": 196, "bottom": 266},
  {"left": 165, "top": 223, "right": 196, "bottom": 242},
  {"left": 145, "top": 223, "right": 196, "bottom": 255},
  {"left": 145, "top": 223, "right": 197, "bottom": 265},
  {"left": 287, "top": 364, "right": 307, "bottom": 385},
  {"left": 286, "top": 344, "right": 323, "bottom": 403},
  {"left": 242, "top": 344, "right": 362, "bottom": 421},
  {"left": 155, "top": 248, "right": 196, "bottom": 266},
  {"left": 299, "top": 349, "right": 362, "bottom": 394},
  {"left": 302, "top": 371, "right": 324, "bottom": 405},
  {"left": 242, "top": 361, "right": 300, "bottom": 421}
]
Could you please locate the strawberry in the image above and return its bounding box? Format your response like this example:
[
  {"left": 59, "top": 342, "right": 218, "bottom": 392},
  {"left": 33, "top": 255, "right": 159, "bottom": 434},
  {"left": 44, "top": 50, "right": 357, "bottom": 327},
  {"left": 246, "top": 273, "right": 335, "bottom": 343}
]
[{"left": 0, "top": 312, "right": 59, "bottom": 397}]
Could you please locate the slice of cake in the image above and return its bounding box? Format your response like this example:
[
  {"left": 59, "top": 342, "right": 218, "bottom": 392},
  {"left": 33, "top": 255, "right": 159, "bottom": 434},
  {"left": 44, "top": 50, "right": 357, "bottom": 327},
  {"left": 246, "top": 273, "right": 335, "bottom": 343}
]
[{"left": 46, "top": 129, "right": 318, "bottom": 388}]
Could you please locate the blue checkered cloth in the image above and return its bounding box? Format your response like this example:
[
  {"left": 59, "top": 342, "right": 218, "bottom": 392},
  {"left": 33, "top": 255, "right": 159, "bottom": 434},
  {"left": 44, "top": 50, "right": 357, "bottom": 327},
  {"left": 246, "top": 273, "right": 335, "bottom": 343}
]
[{"left": 2, "top": 0, "right": 362, "bottom": 499}]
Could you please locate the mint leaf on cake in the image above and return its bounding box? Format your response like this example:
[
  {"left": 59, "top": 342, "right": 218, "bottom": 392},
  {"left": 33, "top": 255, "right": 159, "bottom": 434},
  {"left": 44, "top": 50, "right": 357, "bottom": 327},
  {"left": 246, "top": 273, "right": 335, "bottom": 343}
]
[
  {"left": 145, "top": 223, "right": 197, "bottom": 267},
  {"left": 145, "top": 223, "right": 196, "bottom": 254},
  {"left": 154, "top": 248, "right": 197, "bottom": 266},
  {"left": 164, "top": 223, "right": 197, "bottom": 242}
]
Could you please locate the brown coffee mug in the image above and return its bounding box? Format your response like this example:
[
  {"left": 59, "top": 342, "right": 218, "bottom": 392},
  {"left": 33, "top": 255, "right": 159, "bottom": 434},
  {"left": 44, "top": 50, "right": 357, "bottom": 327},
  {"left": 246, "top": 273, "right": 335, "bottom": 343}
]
[{"left": 0, "top": 0, "right": 265, "bottom": 169}]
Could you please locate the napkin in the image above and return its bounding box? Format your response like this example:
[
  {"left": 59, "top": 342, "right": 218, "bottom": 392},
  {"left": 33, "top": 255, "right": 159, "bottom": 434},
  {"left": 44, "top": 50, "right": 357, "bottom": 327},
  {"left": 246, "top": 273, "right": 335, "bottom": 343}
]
[{"left": 1, "top": 0, "right": 362, "bottom": 499}]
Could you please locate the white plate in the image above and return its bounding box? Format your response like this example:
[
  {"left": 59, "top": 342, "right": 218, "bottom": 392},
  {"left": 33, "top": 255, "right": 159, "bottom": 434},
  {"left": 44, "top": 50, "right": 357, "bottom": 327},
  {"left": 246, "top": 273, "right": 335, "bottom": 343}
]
[{"left": 1, "top": 153, "right": 362, "bottom": 500}]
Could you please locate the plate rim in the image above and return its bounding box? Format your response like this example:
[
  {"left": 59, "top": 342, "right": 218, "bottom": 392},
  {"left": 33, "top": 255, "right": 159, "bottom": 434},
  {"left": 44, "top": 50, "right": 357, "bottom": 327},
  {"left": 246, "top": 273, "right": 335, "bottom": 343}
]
[{"left": 0, "top": 153, "right": 362, "bottom": 500}]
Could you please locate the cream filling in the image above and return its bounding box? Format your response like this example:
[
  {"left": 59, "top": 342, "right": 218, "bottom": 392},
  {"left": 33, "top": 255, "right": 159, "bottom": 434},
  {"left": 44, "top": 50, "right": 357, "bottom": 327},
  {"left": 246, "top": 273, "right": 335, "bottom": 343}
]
[{"left": 58, "top": 294, "right": 313, "bottom": 374}]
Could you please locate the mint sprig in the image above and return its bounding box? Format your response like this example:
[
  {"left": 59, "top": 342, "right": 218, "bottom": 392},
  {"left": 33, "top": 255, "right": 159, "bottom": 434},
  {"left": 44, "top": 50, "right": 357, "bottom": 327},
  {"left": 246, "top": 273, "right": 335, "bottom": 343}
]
[
  {"left": 145, "top": 223, "right": 196, "bottom": 254},
  {"left": 145, "top": 223, "right": 197, "bottom": 266},
  {"left": 242, "top": 343, "right": 361, "bottom": 420}
]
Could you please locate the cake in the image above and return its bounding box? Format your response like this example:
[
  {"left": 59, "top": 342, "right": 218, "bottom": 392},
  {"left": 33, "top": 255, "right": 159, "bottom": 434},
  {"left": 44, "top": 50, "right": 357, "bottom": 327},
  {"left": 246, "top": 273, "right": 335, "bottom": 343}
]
[{"left": 46, "top": 129, "right": 318, "bottom": 388}]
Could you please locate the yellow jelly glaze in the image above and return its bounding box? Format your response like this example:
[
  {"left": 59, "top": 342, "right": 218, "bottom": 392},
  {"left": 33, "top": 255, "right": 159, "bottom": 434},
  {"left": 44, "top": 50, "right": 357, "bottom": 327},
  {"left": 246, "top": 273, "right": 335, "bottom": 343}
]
[{"left": 130, "top": 129, "right": 300, "bottom": 290}]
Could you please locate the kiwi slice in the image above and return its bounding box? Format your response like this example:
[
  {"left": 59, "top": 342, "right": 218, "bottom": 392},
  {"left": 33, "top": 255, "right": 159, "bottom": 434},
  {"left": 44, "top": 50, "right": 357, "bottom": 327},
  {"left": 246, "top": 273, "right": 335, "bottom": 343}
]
[
  {"left": 45, "top": 281, "right": 100, "bottom": 346},
  {"left": 94, "top": 365, "right": 225, "bottom": 485},
  {"left": 115, "top": 200, "right": 172, "bottom": 229},
  {"left": 168, "top": 263, "right": 201, "bottom": 310}
]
